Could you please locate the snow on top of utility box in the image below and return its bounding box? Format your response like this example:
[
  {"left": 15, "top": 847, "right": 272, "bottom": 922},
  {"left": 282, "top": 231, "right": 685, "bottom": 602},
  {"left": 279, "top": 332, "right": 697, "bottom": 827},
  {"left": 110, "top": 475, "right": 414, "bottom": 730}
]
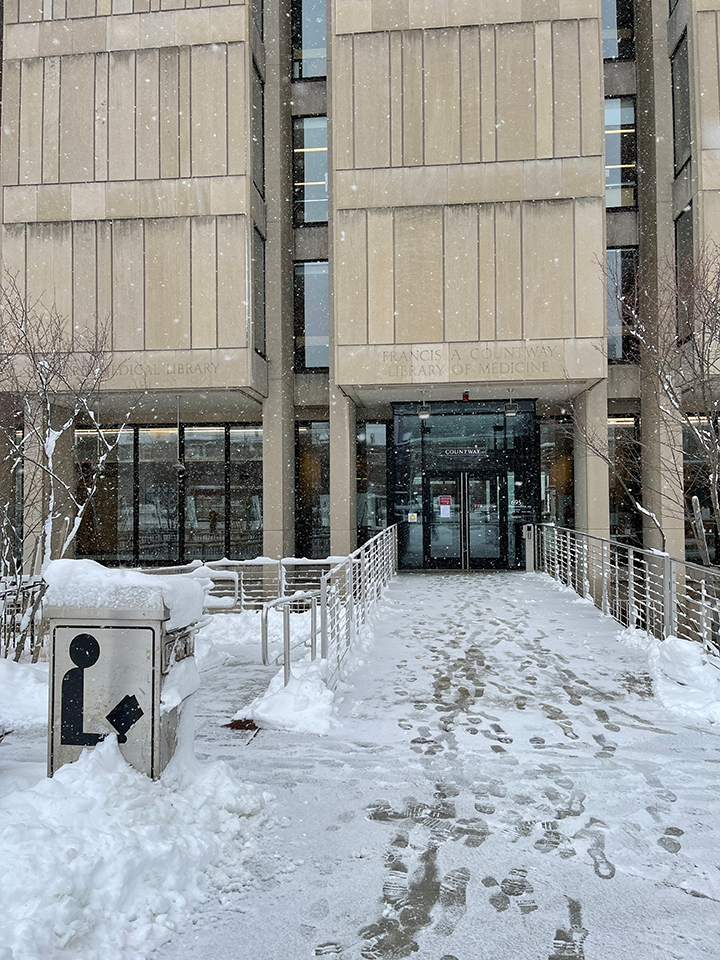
[{"left": 43, "top": 559, "right": 205, "bottom": 630}]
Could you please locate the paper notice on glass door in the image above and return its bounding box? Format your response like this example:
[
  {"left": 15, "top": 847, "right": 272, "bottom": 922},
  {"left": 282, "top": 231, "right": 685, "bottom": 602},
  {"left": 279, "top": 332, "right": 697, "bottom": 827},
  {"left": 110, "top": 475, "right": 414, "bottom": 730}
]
[{"left": 439, "top": 495, "right": 451, "bottom": 518}]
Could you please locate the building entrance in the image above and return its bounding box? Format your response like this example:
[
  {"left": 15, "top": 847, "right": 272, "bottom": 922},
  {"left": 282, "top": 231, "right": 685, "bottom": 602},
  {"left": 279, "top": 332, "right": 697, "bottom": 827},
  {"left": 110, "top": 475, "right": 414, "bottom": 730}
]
[
  {"left": 425, "top": 471, "right": 506, "bottom": 569},
  {"left": 394, "top": 401, "right": 539, "bottom": 571}
]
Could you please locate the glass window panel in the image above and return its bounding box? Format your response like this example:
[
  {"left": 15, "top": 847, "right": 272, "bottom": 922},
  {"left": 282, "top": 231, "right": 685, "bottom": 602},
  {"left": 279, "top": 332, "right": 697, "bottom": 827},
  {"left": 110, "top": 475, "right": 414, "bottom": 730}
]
[
  {"left": 296, "top": 421, "right": 330, "bottom": 558},
  {"left": 184, "top": 427, "right": 225, "bottom": 562},
  {"left": 539, "top": 420, "right": 574, "bottom": 528},
  {"left": 672, "top": 34, "right": 691, "bottom": 175},
  {"left": 602, "top": 0, "right": 634, "bottom": 60},
  {"left": 292, "top": 0, "right": 326, "bottom": 79},
  {"left": 75, "top": 428, "right": 135, "bottom": 566},
  {"left": 676, "top": 204, "right": 694, "bottom": 340},
  {"left": 293, "top": 117, "right": 328, "bottom": 225},
  {"left": 252, "top": 0, "right": 263, "bottom": 37},
  {"left": 230, "top": 426, "right": 263, "bottom": 461},
  {"left": 393, "top": 414, "right": 423, "bottom": 568},
  {"left": 253, "top": 230, "right": 266, "bottom": 355},
  {"left": 138, "top": 428, "right": 179, "bottom": 564},
  {"left": 684, "top": 423, "right": 719, "bottom": 563},
  {"left": 294, "top": 261, "right": 329, "bottom": 369},
  {"left": 607, "top": 247, "right": 639, "bottom": 362},
  {"left": 184, "top": 426, "right": 225, "bottom": 462},
  {"left": 229, "top": 427, "right": 263, "bottom": 559},
  {"left": 252, "top": 66, "right": 265, "bottom": 196},
  {"left": 608, "top": 417, "right": 642, "bottom": 546},
  {"left": 357, "top": 422, "right": 388, "bottom": 546},
  {"left": 605, "top": 97, "right": 636, "bottom": 208}
]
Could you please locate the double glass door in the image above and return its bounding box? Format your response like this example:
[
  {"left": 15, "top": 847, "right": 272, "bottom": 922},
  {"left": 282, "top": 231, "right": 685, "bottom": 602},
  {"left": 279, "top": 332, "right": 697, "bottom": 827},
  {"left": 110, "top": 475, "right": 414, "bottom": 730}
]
[{"left": 425, "top": 472, "right": 507, "bottom": 569}]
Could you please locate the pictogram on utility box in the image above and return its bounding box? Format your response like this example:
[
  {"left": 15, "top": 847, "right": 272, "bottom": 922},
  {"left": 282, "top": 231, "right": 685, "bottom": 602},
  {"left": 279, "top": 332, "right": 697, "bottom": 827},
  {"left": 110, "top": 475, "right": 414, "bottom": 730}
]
[{"left": 46, "top": 590, "right": 198, "bottom": 780}]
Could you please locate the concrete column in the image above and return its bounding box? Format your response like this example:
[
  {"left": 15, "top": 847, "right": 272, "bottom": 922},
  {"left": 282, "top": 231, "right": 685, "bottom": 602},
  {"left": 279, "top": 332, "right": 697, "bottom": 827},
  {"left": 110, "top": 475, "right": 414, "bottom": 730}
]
[
  {"left": 574, "top": 380, "right": 610, "bottom": 540},
  {"left": 635, "top": 0, "right": 685, "bottom": 558},
  {"left": 262, "top": 0, "right": 295, "bottom": 559},
  {"left": 329, "top": 386, "right": 356, "bottom": 556},
  {"left": 326, "top": 0, "right": 355, "bottom": 557}
]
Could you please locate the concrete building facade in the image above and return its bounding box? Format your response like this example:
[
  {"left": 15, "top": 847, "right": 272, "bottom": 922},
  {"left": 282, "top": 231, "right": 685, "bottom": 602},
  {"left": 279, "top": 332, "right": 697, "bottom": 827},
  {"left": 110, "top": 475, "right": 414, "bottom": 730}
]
[{"left": 1, "top": 0, "right": 717, "bottom": 568}]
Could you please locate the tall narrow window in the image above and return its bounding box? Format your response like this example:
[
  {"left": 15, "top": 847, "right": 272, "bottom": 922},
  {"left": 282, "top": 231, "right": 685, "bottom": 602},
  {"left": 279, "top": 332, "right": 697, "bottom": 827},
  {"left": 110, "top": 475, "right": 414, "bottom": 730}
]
[
  {"left": 138, "top": 428, "right": 180, "bottom": 565},
  {"left": 184, "top": 427, "right": 225, "bottom": 562},
  {"left": 296, "top": 422, "right": 330, "bottom": 558},
  {"left": 253, "top": 229, "right": 266, "bottom": 356},
  {"left": 294, "top": 261, "right": 329, "bottom": 369},
  {"left": 676, "top": 203, "right": 694, "bottom": 340},
  {"left": 252, "top": 65, "right": 265, "bottom": 197},
  {"left": 608, "top": 417, "right": 642, "bottom": 547},
  {"left": 606, "top": 248, "right": 639, "bottom": 362},
  {"left": 252, "top": 0, "right": 263, "bottom": 38},
  {"left": 672, "top": 34, "right": 691, "bottom": 175},
  {"left": 357, "top": 422, "right": 388, "bottom": 547},
  {"left": 293, "top": 117, "right": 328, "bottom": 225},
  {"left": 605, "top": 98, "right": 636, "bottom": 208},
  {"left": 292, "top": 0, "right": 326, "bottom": 79},
  {"left": 602, "top": 0, "right": 634, "bottom": 60},
  {"left": 75, "top": 428, "right": 134, "bottom": 566},
  {"left": 229, "top": 427, "right": 263, "bottom": 559}
]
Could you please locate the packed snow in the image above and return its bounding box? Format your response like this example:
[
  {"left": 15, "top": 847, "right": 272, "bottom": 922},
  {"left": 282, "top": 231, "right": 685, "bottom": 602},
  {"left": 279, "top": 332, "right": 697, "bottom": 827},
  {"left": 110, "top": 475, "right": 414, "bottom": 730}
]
[
  {"left": 43, "top": 559, "right": 206, "bottom": 630},
  {"left": 2, "top": 570, "right": 720, "bottom": 960}
]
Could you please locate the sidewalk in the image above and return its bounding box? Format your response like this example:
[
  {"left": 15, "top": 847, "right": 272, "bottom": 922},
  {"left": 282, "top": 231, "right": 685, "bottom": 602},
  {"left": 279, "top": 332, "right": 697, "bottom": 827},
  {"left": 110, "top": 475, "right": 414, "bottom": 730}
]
[{"left": 158, "top": 571, "right": 720, "bottom": 960}]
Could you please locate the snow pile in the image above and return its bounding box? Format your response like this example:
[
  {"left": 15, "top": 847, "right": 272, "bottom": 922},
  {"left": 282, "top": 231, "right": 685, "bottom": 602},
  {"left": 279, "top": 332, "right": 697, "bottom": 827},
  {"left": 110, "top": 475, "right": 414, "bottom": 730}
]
[
  {"left": 0, "top": 658, "right": 48, "bottom": 730},
  {"left": 43, "top": 559, "right": 206, "bottom": 630},
  {"left": 0, "top": 735, "right": 264, "bottom": 960},
  {"left": 619, "top": 628, "right": 720, "bottom": 723},
  {"left": 160, "top": 657, "right": 201, "bottom": 714},
  {"left": 233, "top": 658, "right": 338, "bottom": 735}
]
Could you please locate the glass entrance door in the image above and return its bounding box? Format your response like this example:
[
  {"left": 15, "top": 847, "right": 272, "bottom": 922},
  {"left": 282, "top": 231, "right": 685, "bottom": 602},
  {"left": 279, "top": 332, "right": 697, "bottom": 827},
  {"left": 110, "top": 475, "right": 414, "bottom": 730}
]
[
  {"left": 466, "top": 475, "right": 503, "bottom": 566},
  {"left": 425, "top": 471, "right": 508, "bottom": 569}
]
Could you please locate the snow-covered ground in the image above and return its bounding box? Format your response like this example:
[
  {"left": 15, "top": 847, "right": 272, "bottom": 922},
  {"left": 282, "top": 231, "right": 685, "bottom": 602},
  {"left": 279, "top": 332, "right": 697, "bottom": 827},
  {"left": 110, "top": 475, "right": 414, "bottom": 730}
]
[{"left": 2, "top": 570, "right": 720, "bottom": 959}]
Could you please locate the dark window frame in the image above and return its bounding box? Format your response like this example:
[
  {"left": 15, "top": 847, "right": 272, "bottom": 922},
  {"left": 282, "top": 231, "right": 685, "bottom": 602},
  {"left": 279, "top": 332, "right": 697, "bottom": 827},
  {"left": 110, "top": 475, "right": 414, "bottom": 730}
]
[
  {"left": 253, "top": 228, "right": 266, "bottom": 358},
  {"left": 75, "top": 423, "right": 263, "bottom": 566},
  {"left": 605, "top": 96, "right": 637, "bottom": 210},
  {"left": 675, "top": 203, "right": 694, "bottom": 342},
  {"left": 294, "top": 260, "right": 329, "bottom": 371},
  {"left": 292, "top": 115, "right": 328, "bottom": 226},
  {"left": 252, "top": 62, "right": 265, "bottom": 198},
  {"left": 606, "top": 246, "right": 640, "bottom": 364},
  {"left": 291, "top": 0, "right": 327, "bottom": 80},
  {"left": 671, "top": 32, "right": 692, "bottom": 177},
  {"left": 602, "top": 0, "right": 635, "bottom": 61}
]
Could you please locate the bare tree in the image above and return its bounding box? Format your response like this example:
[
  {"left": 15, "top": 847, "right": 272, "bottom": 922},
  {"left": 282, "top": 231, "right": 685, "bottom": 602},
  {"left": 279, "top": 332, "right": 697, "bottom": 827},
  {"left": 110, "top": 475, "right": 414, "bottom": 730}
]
[
  {"left": 0, "top": 275, "right": 136, "bottom": 655},
  {"left": 572, "top": 241, "right": 720, "bottom": 560}
]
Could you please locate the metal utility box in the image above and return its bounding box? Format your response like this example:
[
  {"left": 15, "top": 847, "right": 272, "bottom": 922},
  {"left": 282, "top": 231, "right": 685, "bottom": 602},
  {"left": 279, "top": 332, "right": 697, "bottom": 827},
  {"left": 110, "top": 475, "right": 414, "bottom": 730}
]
[
  {"left": 46, "top": 595, "right": 196, "bottom": 779},
  {"left": 524, "top": 524, "right": 535, "bottom": 572}
]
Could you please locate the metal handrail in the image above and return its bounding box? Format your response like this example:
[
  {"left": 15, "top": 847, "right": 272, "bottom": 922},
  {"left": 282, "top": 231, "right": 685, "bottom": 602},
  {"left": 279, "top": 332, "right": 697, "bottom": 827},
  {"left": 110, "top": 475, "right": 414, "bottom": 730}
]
[
  {"left": 319, "top": 525, "right": 398, "bottom": 690},
  {"left": 0, "top": 575, "right": 45, "bottom": 661},
  {"left": 258, "top": 526, "right": 398, "bottom": 688},
  {"left": 534, "top": 525, "right": 720, "bottom": 658},
  {"left": 261, "top": 590, "right": 320, "bottom": 685}
]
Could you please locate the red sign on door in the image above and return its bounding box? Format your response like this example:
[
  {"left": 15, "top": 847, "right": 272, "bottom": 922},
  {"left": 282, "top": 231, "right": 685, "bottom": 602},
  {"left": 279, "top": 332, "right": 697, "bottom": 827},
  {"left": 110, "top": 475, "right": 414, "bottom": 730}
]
[{"left": 439, "top": 495, "right": 452, "bottom": 505}]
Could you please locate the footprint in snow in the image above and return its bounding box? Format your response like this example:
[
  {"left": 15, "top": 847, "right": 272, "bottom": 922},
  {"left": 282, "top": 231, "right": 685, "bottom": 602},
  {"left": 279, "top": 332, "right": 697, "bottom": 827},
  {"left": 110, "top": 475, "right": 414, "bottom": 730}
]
[
  {"left": 535, "top": 821, "right": 577, "bottom": 859},
  {"left": 657, "top": 827, "right": 684, "bottom": 854},
  {"left": 573, "top": 820, "right": 616, "bottom": 879},
  {"left": 483, "top": 869, "right": 539, "bottom": 915}
]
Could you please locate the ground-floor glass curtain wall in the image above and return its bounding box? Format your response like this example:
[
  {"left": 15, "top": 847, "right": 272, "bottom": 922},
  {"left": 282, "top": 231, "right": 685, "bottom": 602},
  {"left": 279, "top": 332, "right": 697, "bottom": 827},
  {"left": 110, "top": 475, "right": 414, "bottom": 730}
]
[
  {"left": 393, "top": 401, "right": 540, "bottom": 570},
  {"left": 75, "top": 424, "right": 262, "bottom": 566}
]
